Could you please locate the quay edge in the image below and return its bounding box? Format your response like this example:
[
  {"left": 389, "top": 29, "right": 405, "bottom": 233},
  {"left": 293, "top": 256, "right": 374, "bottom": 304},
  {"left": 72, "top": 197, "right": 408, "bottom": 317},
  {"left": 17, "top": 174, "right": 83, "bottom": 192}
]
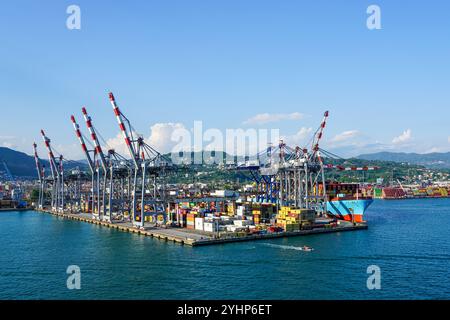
[{"left": 34, "top": 208, "right": 367, "bottom": 247}]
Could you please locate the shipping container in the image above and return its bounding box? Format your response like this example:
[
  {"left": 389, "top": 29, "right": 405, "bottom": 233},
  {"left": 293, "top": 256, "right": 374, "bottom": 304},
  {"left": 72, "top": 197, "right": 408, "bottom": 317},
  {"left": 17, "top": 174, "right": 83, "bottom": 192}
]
[
  {"left": 204, "top": 222, "right": 218, "bottom": 233},
  {"left": 195, "top": 217, "right": 204, "bottom": 230}
]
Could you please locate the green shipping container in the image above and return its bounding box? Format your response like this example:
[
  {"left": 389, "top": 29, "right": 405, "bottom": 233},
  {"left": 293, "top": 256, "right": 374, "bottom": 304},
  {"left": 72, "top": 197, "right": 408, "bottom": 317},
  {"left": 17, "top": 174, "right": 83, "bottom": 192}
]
[{"left": 374, "top": 188, "right": 383, "bottom": 198}]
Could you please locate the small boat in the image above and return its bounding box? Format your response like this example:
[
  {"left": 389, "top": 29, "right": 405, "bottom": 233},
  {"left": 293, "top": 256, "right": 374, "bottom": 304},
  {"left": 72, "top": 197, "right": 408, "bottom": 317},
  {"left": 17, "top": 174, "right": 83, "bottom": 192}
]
[{"left": 301, "top": 246, "right": 314, "bottom": 252}]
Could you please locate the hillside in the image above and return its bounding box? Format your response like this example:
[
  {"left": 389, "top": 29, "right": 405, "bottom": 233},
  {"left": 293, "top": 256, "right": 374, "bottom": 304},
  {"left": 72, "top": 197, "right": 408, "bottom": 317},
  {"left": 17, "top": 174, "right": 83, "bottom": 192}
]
[
  {"left": 1, "top": 146, "right": 448, "bottom": 183},
  {"left": 0, "top": 147, "right": 47, "bottom": 178},
  {"left": 323, "top": 158, "right": 433, "bottom": 184},
  {"left": 357, "top": 151, "right": 450, "bottom": 169},
  {"left": 0, "top": 147, "right": 85, "bottom": 179}
]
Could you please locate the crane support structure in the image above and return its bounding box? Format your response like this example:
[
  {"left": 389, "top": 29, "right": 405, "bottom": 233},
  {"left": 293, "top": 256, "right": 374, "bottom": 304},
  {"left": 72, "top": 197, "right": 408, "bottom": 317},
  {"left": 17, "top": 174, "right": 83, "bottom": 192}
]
[
  {"left": 32, "top": 143, "right": 45, "bottom": 209},
  {"left": 108, "top": 92, "right": 141, "bottom": 226},
  {"left": 71, "top": 114, "right": 99, "bottom": 216},
  {"left": 32, "top": 143, "right": 43, "bottom": 182},
  {"left": 108, "top": 92, "right": 171, "bottom": 227},
  {"left": 81, "top": 106, "right": 111, "bottom": 220},
  {"left": 40, "top": 129, "right": 61, "bottom": 210}
]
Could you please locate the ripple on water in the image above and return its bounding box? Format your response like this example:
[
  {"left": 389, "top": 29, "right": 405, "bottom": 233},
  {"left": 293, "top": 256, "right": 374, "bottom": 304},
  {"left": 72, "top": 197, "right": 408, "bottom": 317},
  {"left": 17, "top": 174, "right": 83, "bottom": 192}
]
[{"left": 1, "top": 200, "right": 450, "bottom": 300}]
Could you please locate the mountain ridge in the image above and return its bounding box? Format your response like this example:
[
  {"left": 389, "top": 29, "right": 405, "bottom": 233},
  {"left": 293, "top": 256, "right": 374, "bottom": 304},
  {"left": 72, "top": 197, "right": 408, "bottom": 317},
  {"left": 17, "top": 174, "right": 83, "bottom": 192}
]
[
  {"left": 2, "top": 147, "right": 450, "bottom": 178},
  {"left": 0, "top": 147, "right": 85, "bottom": 178},
  {"left": 357, "top": 151, "right": 450, "bottom": 168}
]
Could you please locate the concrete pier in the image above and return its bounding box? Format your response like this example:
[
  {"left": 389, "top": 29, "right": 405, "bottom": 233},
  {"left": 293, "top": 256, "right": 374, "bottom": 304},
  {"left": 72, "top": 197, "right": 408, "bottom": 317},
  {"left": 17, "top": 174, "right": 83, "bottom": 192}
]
[{"left": 36, "top": 209, "right": 368, "bottom": 247}]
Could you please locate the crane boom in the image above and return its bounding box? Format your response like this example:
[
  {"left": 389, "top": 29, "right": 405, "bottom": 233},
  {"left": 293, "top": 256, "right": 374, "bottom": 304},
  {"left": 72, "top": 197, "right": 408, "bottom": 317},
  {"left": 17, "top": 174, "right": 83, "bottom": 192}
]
[
  {"left": 40, "top": 129, "right": 59, "bottom": 180},
  {"left": 2, "top": 161, "right": 14, "bottom": 181},
  {"left": 71, "top": 115, "right": 95, "bottom": 173},
  {"left": 108, "top": 92, "right": 139, "bottom": 168},
  {"left": 81, "top": 107, "right": 108, "bottom": 171},
  {"left": 324, "top": 164, "right": 380, "bottom": 171},
  {"left": 310, "top": 111, "right": 329, "bottom": 161},
  {"left": 32, "top": 142, "right": 43, "bottom": 182}
]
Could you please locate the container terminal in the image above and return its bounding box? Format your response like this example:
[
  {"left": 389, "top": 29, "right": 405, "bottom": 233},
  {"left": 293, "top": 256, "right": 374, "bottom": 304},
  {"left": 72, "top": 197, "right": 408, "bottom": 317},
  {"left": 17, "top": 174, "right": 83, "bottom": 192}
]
[{"left": 28, "top": 93, "right": 375, "bottom": 246}]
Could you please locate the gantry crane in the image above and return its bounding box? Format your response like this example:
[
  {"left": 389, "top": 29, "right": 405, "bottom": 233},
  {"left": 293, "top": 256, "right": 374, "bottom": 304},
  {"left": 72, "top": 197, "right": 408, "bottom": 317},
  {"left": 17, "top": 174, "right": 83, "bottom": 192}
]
[
  {"left": 272, "top": 111, "right": 330, "bottom": 211},
  {"left": 81, "top": 106, "right": 110, "bottom": 220},
  {"left": 40, "top": 129, "right": 61, "bottom": 210},
  {"left": 109, "top": 92, "right": 172, "bottom": 228},
  {"left": 71, "top": 114, "right": 97, "bottom": 215}
]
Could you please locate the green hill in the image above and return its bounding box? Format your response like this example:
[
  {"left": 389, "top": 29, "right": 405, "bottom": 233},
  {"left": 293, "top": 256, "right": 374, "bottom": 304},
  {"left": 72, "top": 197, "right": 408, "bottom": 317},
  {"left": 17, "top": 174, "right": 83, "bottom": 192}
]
[{"left": 0, "top": 147, "right": 85, "bottom": 179}]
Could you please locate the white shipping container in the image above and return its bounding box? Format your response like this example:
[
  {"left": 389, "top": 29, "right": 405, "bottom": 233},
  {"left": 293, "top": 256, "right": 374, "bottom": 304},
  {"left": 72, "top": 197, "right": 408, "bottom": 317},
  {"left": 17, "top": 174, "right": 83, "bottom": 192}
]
[
  {"left": 233, "top": 220, "right": 253, "bottom": 227},
  {"left": 204, "top": 222, "right": 218, "bottom": 232},
  {"left": 195, "top": 217, "right": 204, "bottom": 230},
  {"left": 213, "top": 190, "right": 237, "bottom": 197},
  {"left": 226, "top": 225, "right": 248, "bottom": 232}
]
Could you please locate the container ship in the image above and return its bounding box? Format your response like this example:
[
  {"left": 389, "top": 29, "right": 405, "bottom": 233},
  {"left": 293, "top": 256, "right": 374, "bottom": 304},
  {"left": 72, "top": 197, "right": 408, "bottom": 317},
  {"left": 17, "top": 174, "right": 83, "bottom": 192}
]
[
  {"left": 372, "top": 185, "right": 450, "bottom": 200},
  {"left": 323, "top": 182, "right": 373, "bottom": 223}
]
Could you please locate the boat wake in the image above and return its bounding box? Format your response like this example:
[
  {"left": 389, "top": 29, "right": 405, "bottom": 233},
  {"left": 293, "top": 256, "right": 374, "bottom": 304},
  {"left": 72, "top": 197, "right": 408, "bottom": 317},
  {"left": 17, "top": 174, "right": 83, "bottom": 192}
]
[{"left": 263, "top": 243, "right": 314, "bottom": 252}]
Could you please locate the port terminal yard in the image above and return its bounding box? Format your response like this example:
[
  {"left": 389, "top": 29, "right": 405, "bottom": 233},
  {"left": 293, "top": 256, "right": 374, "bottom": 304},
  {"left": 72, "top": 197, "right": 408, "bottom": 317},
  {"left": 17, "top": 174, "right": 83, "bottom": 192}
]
[
  {"left": 36, "top": 208, "right": 367, "bottom": 247},
  {"left": 27, "top": 94, "right": 371, "bottom": 247}
]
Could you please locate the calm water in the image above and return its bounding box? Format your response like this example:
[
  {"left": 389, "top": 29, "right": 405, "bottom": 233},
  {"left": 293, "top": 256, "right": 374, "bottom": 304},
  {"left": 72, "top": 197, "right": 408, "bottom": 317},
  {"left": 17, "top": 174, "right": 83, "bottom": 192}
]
[{"left": 1, "top": 199, "right": 450, "bottom": 300}]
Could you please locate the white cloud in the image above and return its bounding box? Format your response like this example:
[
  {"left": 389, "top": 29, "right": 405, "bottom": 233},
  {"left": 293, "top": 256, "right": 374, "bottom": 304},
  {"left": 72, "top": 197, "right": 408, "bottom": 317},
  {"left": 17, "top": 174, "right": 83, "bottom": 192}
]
[
  {"left": 293, "top": 127, "right": 313, "bottom": 140},
  {"left": 105, "top": 123, "right": 188, "bottom": 156},
  {"left": 1, "top": 141, "right": 16, "bottom": 149},
  {"left": 282, "top": 127, "right": 313, "bottom": 147},
  {"left": 147, "top": 122, "right": 187, "bottom": 154},
  {"left": 329, "top": 130, "right": 360, "bottom": 143},
  {"left": 0, "top": 135, "right": 18, "bottom": 150},
  {"left": 104, "top": 132, "right": 130, "bottom": 156},
  {"left": 53, "top": 143, "right": 83, "bottom": 161},
  {"left": 425, "top": 146, "right": 445, "bottom": 153},
  {"left": 244, "top": 112, "right": 304, "bottom": 125},
  {"left": 392, "top": 129, "right": 412, "bottom": 144}
]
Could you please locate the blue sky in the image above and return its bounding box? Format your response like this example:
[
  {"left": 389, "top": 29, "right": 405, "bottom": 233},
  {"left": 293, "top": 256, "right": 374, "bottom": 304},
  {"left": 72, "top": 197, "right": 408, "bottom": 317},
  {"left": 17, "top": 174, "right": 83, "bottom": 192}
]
[{"left": 0, "top": 0, "right": 449, "bottom": 159}]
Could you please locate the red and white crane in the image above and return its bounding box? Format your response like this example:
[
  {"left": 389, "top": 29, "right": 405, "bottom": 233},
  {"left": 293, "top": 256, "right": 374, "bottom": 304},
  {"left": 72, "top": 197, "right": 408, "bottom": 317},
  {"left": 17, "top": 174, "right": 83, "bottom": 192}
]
[
  {"left": 32, "top": 142, "right": 45, "bottom": 209},
  {"left": 32, "top": 142, "right": 44, "bottom": 183},
  {"left": 108, "top": 92, "right": 143, "bottom": 225},
  {"left": 310, "top": 110, "right": 329, "bottom": 163},
  {"left": 108, "top": 92, "right": 139, "bottom": 168},
  {"left": 71, "top": 114, "right": 99, "bottom": 216},
  {"left": 81, "top": 106, "right": 111, "bottom": 219},
  {"left": 70, "top": 115, "right": 95, "bottom": 173},
  {"left": 40, "top": 129, "right": 59, "bottom": 182},
  {"left": 81, "top": 107, "right": 108, "bottom": 171},
  {"left": 40, "top": 129, "right": 61, "bottom": 209},
  {"left": 59, "top": 154, "right": 65, "bottom": 210}
]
